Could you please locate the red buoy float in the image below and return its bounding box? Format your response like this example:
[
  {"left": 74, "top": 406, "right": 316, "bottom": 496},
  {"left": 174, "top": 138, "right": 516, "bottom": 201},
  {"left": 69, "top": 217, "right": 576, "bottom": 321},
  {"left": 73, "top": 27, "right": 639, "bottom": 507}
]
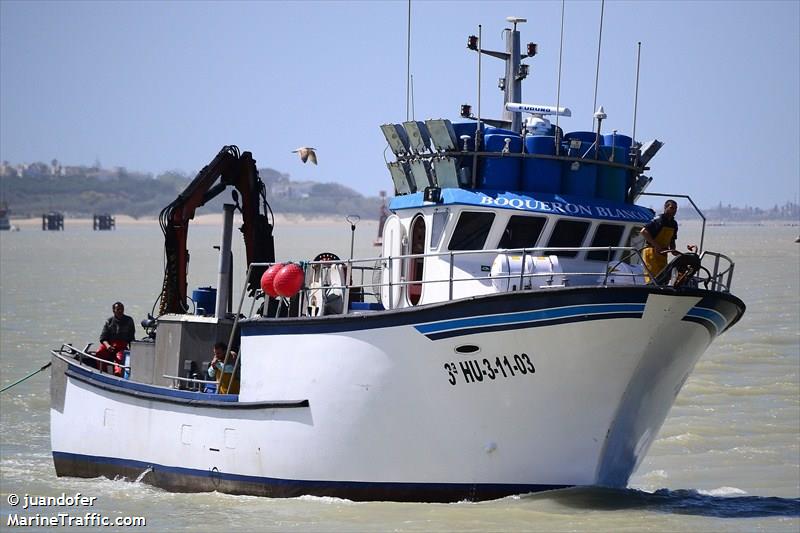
[
  {"left": 273, "top": 263, "right": 305, "bottom": 298},
  {"left": 260, "top": 263, "right": 285, "bottom": 298}
]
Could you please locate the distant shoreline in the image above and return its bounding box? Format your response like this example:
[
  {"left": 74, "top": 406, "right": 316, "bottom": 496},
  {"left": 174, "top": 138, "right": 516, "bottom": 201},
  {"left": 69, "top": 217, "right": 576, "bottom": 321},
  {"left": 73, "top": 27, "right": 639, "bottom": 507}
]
[
  {"left": 9, "top": 213, "right": 357, "bottom": 227},
  {"left": 9, "top": 214, "right": 796, "bottom": 230}
]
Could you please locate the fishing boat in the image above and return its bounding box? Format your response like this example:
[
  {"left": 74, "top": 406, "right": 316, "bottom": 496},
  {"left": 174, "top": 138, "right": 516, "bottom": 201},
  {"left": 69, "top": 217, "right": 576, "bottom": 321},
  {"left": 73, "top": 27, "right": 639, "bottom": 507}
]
[{"left": 50, "top": 17, "right": 745, "bottom": 502}]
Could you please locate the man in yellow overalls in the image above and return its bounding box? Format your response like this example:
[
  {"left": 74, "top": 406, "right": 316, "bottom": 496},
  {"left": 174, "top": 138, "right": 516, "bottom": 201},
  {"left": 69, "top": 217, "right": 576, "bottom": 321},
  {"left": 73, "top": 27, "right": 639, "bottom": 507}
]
[{"left": 640, "top": 199, "right": 679, "bottom": 282}]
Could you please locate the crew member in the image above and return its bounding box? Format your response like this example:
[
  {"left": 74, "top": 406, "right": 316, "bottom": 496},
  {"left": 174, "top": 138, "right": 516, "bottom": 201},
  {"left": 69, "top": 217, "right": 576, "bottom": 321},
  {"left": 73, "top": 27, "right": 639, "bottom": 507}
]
[
  {"left": 95, "top": 301, "right": 135, "bottom": 376},
  {"left": 640, "top": 199, "right": 679, "bottom": 281},
  {"left": 208, "top": 341, "right": 240, "bottom": 394}
]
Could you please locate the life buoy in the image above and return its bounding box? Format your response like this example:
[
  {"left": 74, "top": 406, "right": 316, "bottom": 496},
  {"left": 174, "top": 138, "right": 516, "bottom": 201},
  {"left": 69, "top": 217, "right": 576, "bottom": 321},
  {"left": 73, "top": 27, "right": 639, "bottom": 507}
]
[
  {"left": 655, "top": 252, "right": 709, "bottom": 288},
  {"left": 308, "top": 253, "right": 345, "bottom": 316}
]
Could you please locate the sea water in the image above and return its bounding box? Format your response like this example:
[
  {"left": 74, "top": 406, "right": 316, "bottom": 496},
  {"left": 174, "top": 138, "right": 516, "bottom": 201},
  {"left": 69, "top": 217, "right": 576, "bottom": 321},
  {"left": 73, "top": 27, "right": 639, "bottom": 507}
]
[{"left": 1, "top": 219, "right": 798, "bottom": 532}]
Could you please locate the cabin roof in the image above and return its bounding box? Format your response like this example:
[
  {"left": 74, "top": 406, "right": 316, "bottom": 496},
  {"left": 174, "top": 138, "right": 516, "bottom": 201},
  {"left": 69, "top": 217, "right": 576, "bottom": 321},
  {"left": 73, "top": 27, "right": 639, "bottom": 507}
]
[{"left": 389, "top": 189, "right": 655, "bottom": 224}]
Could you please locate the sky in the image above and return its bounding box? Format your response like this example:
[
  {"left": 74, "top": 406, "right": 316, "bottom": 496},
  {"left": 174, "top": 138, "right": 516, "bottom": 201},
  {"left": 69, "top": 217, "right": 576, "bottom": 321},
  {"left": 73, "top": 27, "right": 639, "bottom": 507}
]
[{"left": 1, "top": 0, "right": 798, "bottom": 209}]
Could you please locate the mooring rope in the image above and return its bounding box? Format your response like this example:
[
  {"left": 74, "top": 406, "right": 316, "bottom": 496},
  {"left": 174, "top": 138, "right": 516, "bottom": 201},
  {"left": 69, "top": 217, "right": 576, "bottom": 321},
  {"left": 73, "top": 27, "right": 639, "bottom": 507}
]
[{"left": 0, "top": 362, "right": 51, "bottom": 393}]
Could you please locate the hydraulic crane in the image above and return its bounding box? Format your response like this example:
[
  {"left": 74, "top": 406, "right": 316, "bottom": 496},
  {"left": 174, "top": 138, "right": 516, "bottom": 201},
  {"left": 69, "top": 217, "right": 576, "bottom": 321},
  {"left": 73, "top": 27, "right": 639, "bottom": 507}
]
[{"left": 157, "top": 145, "right": 275, "bottom": 316}]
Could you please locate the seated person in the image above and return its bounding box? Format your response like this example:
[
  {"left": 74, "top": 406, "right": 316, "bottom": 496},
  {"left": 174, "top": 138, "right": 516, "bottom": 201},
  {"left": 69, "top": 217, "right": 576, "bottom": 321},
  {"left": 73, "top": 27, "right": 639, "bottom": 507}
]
[
  {"left": 94, "top": 301, "right": 135, "bottom": 376},
  {"left": 207, "top": 341, "right": 240, "bottom": 394}
]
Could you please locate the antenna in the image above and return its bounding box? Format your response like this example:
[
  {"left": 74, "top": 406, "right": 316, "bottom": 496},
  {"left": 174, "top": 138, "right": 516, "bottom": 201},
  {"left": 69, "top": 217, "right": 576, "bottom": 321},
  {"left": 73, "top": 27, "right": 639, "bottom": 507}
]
[
  {"left": 591, "top": 0, "right": 605, "bottom": 129},
  {"left": 555, "top": 0, "right": 565, "bottom": 155},
  {"left": 471, "top": 24, "right": 483, "bottom": 189},
  {"left": 405, "top": 0, "right": 412, "bottom": 121},
  {"left": 411, "top": 74, "right": 415, "bottom": 120},
  {"left": 632, "top": 41, "right": 642, "bottom": 144}
]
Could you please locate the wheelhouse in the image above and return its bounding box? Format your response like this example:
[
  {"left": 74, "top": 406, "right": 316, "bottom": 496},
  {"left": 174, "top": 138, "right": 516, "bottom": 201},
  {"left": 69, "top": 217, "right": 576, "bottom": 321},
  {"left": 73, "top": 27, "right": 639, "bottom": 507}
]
[{"left": 380, "top": 189, "right": 653, "bottom": 308}]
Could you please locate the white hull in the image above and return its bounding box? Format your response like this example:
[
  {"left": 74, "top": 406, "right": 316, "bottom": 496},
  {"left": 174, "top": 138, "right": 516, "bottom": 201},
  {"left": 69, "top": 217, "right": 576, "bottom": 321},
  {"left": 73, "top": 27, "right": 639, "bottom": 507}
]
[{"left": 51, "top": 287, "right": 743, "bottom": 501}]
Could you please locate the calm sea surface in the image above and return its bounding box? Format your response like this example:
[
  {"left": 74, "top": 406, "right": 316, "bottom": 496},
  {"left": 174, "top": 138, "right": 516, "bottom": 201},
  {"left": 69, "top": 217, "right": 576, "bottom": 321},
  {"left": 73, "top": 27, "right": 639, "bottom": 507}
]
[{"left": 1, "top": 219, "right": 798, "bottom": 532}]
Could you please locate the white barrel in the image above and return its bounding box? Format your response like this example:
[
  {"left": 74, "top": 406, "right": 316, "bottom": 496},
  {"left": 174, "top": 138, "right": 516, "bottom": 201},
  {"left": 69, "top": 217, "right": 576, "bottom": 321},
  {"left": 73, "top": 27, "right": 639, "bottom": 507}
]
[{"left": 490, "top": 254, "right": 564, "bottom": 292}]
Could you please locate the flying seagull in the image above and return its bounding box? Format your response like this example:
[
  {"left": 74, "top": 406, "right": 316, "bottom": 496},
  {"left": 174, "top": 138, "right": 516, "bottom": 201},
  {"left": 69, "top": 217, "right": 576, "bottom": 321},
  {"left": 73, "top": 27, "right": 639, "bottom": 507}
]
[{"left": 292, "top": 147, "right": 317, "bottom": 165}]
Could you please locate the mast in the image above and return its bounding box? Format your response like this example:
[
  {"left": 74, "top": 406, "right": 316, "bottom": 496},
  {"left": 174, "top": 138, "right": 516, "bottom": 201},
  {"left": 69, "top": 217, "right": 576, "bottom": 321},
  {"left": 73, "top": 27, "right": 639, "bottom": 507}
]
[
  {"left": 503, "top": 17, "right": 525, "bottom": 132},
  {"left": 468, "top": 17, "right": 533, "bottom": 132}
]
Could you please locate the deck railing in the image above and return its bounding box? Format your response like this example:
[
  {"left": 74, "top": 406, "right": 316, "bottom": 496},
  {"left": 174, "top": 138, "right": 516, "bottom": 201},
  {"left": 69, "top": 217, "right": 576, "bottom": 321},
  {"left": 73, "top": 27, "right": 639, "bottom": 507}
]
[
  {"left": 239, "top": 244, "right": 736, "bottom": 319},
  {"left": 51, "top": 343, "right": 131, "bottom": 371}
]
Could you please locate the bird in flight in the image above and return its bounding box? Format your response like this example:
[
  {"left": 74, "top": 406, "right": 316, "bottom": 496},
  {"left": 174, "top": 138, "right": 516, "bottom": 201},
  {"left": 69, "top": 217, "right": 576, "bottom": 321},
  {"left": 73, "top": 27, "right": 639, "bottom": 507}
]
[{"left": 292, "top": 147, "right": 317, "bottom": 165}]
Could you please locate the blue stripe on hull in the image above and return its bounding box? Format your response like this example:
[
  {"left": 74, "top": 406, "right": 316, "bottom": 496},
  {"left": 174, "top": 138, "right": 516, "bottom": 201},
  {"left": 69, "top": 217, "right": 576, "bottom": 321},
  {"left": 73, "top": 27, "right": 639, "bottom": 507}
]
[
  {"left": 682, "top": 306, "right": 728, "bottom": 336},
  {"left": 424, "top": 311, "right": 644, "bottom": 340},
  {"left": 52, "top": 451, "right": 570, "bottom": 503},
  {"left": 416, "top": 303, "right": 645, "bottom": 340}
]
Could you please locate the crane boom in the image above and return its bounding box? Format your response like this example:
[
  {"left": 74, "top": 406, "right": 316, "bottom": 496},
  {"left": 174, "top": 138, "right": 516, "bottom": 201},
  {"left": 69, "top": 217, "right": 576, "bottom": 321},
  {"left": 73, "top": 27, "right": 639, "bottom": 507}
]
[{"left": 157, "top": 145, "right": 274, "bottom": 316}]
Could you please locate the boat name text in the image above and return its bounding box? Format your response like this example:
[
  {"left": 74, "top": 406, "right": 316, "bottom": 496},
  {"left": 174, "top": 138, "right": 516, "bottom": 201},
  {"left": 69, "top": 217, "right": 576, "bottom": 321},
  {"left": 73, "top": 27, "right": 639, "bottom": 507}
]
[{"left": 479, "top": 196, "right": 650, "bottom": 221}]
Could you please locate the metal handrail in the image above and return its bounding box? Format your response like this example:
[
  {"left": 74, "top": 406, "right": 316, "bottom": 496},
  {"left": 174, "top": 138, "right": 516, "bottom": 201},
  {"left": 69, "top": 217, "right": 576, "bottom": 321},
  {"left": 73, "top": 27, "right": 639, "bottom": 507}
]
[
  {"left": 53, "top": 343, "right": 131, "bottom": 371},
  {"left": 395, "top": 149, "right": 645, "bottom": 174},
  {"left": 700, "top": 250, "right": 736, "bottom": 293},
  {"left": 163, "top": 374, "right": 218, "bottom": 392},
  {"left": 239, "top": 243, "right": 735, "bottom": 319},
  {"left": 163, "top": 374, "right": 216, "bottom": 385},
  {"left": 640, "top": 192, "right": 706, "bottom": 253}
]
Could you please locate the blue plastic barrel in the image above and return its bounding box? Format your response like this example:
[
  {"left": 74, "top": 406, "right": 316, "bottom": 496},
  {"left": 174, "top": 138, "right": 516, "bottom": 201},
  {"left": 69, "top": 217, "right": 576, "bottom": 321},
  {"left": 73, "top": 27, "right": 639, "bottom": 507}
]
[
  {"left": 480, "top": 133, "right": 522, "bottom": 191},
  {"left": 484, "top": 126, "right": 518, "bottom": 136},
  {"left": 192, "top": 286, "right": 217, "bottom": 316},
  {"left": 565, "top": 131, "right": 603, "bottom": 146},
  {"left": 562, "top": 157, "right": 597, "bottom": 196},
  {"left": 602, "top": 133, "right": 633, "bottom": 157},
  {"left": 596, "top": 146, "right": 628, "bottom": 202},
  {"left": 599, "top": 134, "right": 633, "bottom": 201},
  {"left": 561, "top": 138, "right": 598, "bottom": 197},
  {"left": 522, "top": 135, "right": 560, "bottom": 193}
]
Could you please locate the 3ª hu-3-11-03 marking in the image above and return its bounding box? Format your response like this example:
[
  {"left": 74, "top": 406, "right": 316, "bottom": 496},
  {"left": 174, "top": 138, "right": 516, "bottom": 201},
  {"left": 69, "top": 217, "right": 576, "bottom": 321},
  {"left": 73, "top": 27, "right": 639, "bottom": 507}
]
[{"left": 444, "top": 353, "right": 535, "bottom": 386}]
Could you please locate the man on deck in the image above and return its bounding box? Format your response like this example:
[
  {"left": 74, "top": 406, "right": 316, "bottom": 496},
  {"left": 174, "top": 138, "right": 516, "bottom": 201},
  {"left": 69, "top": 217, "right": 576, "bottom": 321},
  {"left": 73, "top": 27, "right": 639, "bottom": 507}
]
[
  {"left": 640, "top": 199, "right": 680, "bottom": 280},
  {"left": 95, "top": 301, "right": 135, "bottom": 376}
]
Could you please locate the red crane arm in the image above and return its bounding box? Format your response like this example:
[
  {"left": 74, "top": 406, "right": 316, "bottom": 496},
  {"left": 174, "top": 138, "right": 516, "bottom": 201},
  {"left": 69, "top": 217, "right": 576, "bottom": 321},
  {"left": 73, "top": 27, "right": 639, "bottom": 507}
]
[{"left": 157, "top": 146, "right": 274, "bottom": 316}]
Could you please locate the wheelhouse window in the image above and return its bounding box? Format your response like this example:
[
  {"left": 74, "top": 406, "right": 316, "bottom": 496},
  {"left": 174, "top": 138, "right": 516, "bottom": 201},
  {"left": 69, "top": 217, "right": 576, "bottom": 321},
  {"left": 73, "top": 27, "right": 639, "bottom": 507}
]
[
  {"left": 448, "top": 211, "right": 495, "bottom": 250},
  {"left": 430, "top": 210, "right": 449, "bottom": 250},
  {"left": 586, "top": 223, "right": 626, "bottom": 261},
  {"left": 544, "top": 220, "right": 590, "bottom": 257},
  {"left": 498, "top": 215, "right": 547, "bottom": 250}
]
